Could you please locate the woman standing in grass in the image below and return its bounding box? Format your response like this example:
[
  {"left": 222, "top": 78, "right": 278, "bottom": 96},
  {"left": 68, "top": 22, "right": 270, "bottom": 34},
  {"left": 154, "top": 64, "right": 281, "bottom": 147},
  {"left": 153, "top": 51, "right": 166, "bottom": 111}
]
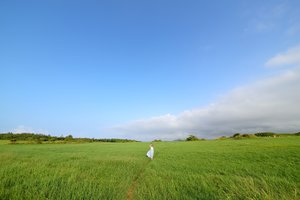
[{"left": 146, "top": 144, "right": 154, "bottom": 160}]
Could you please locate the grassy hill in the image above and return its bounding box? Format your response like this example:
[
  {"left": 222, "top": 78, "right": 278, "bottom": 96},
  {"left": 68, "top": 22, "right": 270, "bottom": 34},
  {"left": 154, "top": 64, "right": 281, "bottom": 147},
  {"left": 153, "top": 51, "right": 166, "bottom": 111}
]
[{"left": 0, "top": 137, "right": 299, "bottom": 199}]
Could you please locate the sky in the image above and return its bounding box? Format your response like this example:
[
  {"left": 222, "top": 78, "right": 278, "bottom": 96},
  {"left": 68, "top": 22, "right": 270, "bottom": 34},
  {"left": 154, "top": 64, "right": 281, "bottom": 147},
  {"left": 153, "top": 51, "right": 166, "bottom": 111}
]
[{"left": 1, "top": 0, "right": 300, "bottom": 140}]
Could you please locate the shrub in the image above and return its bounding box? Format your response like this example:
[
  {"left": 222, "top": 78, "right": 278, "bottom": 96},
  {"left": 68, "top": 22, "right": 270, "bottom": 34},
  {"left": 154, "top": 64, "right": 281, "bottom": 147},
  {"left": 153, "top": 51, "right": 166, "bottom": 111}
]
[{"left": 35, "top": 138, "right": 42, "bottom": 144}]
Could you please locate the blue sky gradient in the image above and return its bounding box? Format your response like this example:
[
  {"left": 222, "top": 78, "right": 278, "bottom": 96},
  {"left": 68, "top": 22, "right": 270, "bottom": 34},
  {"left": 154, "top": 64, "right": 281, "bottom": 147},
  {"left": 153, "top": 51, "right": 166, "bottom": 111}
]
[{"left": 1, "top": 0, "right": 300, "bottom": 139}]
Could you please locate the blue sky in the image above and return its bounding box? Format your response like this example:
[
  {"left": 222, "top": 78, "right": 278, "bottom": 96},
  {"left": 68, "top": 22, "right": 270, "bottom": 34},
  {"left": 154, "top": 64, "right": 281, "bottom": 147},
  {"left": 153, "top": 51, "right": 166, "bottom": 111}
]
[{"left": 1, "top": 0, "right": 300, "bottom": 140}]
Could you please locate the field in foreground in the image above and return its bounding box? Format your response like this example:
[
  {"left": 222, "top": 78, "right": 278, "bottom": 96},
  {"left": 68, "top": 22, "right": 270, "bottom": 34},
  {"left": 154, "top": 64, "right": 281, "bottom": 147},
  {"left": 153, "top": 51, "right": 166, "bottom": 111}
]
[{"left": 0, "top": 137, "right": 299, "bottom": 200}]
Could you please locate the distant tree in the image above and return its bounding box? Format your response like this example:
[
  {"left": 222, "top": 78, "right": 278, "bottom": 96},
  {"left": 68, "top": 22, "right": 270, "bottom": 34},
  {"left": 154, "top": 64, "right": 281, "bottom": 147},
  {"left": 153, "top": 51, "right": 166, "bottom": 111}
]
[
  {"left": 65, "top": 135, "right": 73, "bottom": 141},
  {"left": 186, "top": 135, "right": 199, "bottom": 141},
  {"left": 255, "top": 132, "right": 275, "bottom": 137},
  {"left": 242, "top": 134, "right": 256, "bottom": 138},
  {"left": 153, "top": 139, "right": 162, "bottom": 142},
  {"left": 233, "top": 133, "right": 241, "bottom": 138}
]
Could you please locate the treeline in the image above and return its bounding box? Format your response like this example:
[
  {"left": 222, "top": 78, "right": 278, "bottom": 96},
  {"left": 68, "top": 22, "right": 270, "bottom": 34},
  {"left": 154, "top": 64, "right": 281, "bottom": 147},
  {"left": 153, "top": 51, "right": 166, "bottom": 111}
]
[
  {"left": 0, "top": 133, "right": 139, "bottom": 143},
  {"left": 230, "top": 132, "right": 300, "bottom": 139},
  {"left": 185, "top": 132, "right": 300, "bottom": 141}
]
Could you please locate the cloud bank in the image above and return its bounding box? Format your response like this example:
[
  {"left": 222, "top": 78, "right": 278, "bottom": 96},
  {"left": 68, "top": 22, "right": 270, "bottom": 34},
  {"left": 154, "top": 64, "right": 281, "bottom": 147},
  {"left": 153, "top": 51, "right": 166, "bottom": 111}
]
[
  {"left": 12, "top": 125, "right": 35, "bottom": 133},
  {"left": 112, "top": 47, "right": 300, "bottom": 141},
  {"left": 266, "top": 46, "right": 300, "bottom": 67},
  {"left": 11, "top": 125, "right": 49, "bottom": 135}
]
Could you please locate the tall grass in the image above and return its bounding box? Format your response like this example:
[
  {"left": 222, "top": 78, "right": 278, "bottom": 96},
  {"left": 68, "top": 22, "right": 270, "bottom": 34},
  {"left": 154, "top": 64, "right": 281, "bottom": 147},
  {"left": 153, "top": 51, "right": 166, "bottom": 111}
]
[
  {"left": 0, "top": 137, "right": 299, "bottom": 199},
  {"left": 134, "top": 138, "right": 300, "bottom": 199},
  {"left": 0, "top": 142, "right": 148, "bottom": 199}
]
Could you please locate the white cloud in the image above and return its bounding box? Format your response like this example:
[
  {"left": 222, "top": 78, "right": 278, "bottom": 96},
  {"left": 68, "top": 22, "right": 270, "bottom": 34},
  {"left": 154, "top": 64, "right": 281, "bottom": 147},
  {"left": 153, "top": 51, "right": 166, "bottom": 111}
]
[
  {"left": 112, "top": 48, "right": 300, "bottom": 141},
  {"left": 11, "top": 125, "right": 48, "bottom": 134},
  {"left": 12, "top": 125, "right": 34, "bottom": 133},
  {"left": 265, "top": 46, "right": 300, "bottom": 67}
]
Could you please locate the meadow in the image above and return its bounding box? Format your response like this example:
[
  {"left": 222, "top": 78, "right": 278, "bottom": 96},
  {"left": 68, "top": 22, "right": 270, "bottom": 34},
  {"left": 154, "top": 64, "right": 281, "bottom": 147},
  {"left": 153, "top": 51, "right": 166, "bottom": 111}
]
[{"left": 0, "top": 137, "right": 299, "bottom": 200}]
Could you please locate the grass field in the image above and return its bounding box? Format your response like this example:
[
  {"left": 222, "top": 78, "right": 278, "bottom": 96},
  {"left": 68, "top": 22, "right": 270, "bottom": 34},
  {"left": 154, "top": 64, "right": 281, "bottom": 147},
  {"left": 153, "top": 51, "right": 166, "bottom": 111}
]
[{"left": 0, "top": 137, "right": 299, "bottom": 200}]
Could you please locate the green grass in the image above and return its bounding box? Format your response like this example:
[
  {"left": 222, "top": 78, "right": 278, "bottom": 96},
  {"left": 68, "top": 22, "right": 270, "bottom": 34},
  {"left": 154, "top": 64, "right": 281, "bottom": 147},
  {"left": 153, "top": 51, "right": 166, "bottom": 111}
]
[{"left": 0, "top": 137, "right": 299, "bottom": 200}]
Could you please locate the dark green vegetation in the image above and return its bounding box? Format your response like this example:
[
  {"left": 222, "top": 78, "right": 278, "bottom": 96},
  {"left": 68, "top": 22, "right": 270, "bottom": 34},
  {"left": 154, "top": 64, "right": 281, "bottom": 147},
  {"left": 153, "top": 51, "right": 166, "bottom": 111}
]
[
  {"left": 186, "top": 135, "right": 202, "bottom": 141},
  {"left": 230, "top": 132, "right": 300, "bottom": 139},
  {"left": 0, "top": 137, "right": 299, "bottom": 200},
  {"left": 0, "top": 133, "right": 138, "bottom": 144}
]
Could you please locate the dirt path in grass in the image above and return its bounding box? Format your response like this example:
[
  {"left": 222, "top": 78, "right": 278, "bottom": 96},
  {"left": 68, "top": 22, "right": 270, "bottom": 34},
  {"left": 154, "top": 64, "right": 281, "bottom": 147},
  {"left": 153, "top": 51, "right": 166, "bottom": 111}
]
[{"left": 126, "top": 160, "right": 151, "bottom": 200}]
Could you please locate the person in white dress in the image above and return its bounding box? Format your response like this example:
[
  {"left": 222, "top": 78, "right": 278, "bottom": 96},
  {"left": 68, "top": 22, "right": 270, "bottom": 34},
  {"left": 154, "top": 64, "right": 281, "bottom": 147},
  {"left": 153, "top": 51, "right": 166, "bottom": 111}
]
[{"left": 146, "top": 144, "right": 154, "bottom": 160}]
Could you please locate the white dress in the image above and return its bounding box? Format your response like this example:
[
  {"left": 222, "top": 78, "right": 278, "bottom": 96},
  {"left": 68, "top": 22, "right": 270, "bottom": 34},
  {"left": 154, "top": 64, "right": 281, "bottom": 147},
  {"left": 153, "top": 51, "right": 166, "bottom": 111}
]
[{"left": 146, "top": 146, "right": 154, "bottom": 159}]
